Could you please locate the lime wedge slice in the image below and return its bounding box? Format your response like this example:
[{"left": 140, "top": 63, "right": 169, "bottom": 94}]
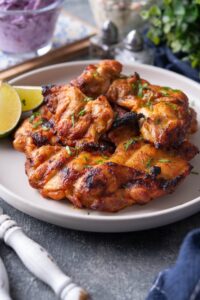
[
  {"left": 14, "top": 86, "right": 43, "bottom": 112},
  {"left": 0, "top": 82, "right": 22, "bottom": 138}
]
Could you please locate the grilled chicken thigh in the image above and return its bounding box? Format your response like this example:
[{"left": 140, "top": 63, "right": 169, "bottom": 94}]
[
  {"left": 13, "top": 60, "right": 199, "bottom": 212},
  {"left": 45, "top": 85, "right": 114, "bottom": 146},
  {"left": 13, "top": 105, "right": 55, "bottom": 152},
  {"left": 71, "top": 60, "right": 122, "bottom": 98},
  {"left": 82, "top": 127, "right": 198, "bottom": 211},
  {"left": 14, "top": 85, "right": 114, "bottom": 151},
  {"left": 106, "top": 73, "right": 196, "bottom": 148},
  {"left": 25, "top": 130, "right": 198, "bottom": 212}
]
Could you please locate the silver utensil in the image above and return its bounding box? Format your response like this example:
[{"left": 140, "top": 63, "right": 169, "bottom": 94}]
[
  {"left": 0, "top": 256, "right": 12, "bottom": 300},
  {"left": 0, "top": 208, "right": 88, "bottom": 300}
]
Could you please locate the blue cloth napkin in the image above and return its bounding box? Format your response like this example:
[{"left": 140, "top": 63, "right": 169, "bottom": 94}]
[
  {"left": 143, "top": 33, "right": 200, "bottom": 83},
  {"left": 152, "top": 46, "right": 200, "bottom": 83},
  {"left": 146, "top": 229, "right": 200, "bottom": 300}
]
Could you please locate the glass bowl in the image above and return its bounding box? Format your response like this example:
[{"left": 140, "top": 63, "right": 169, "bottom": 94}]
[{"left": 0, "top": 0, "right": 63, "bottom": 55}]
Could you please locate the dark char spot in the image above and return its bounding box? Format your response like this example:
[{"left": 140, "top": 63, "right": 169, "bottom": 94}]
[
  {"left": 149, "top": 166, "right": 161, "bottom": 178},
  {"left": 32, "top": 133, "right": 49, "bottom": 147},
  {"left": 42, "top": 84, "right": 55, "bottom": 95},
  {"left": 112, "top": 112, "right": 143, "bottom": 129}
]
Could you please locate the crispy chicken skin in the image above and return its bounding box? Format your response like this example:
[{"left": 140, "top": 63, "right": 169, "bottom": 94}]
[
  {"left": 14, "top": 85, "right": 114, "bottom": 151},
  {"left": 25, "top": 145, "right": 113, "bottom": 203},
  {"left": 13, "top": 60, "right": 199, "bottom": 212},
  {"left": 74, "top": 135, "right": 197, "bottom": 211},
  {"left": 13, "top": 105, "right": 55, "bottom": 152},
  {"left": 71, "top": 60, "right": 122, "bottom": 98},
  {"left": 50, "top": 85, "right": 114, "bottom": 146},
  {"left": 25, "top": 132, "right": 197, "bottom": 212},
  {"left": 106, "top": 73, "right": 196, "bottom": 148}
]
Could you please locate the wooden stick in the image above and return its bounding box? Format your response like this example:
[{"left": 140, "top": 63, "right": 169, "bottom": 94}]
[{"left": 0, "top": 37, "right": 91, "bottom": 81}]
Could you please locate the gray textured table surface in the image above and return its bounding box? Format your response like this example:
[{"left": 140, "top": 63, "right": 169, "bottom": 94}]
[{"left": 1, "top": 1, "right": 200, "bottom": 300}]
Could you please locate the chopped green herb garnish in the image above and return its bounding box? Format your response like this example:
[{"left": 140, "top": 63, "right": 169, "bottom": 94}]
[
  {"left": 172, "top": 89, "right": 181, "bottom": 93},
  {"left": 73, "top": 146, "right": 80, "bottom": 156},
  {"left": 32, "top": 119, "right": 43, "bottom": 129},
  {"left": 34, "top": 112, "right": 41, "bottom": 117},
  {"left": 84, "top": 165, "right": 92, "bottom": 169},
  {"left": 29, "top": 115, "right": 35, "bottom": 123},
  {"left": 95, "top": 159, "right": 105, "bottom": 164},
  {"left": 191, "top": 171, "right": 199, "bottom": 175},
  {"left": 131, "top": 83, "right": 136, "bottom": 91},
  {"left": 144, "top": 99, "right": 153, "bottom": 110},
  {"left": 29, "top": 112, "right": 41, "bottom": 123},
  {"left": 42, "top": 125, "right": 50, "bottom": 131},
  {"left": 158, "top": 159, "right": 171, "bottom": 163},
  {"left": 66, "top": 145, "right": 72, "bottom": 156},
  {"left": 124, "top": 137, "right": 142, "bottom": 151},
  {"left": 83, "top": 155, "right": 89, "bottom": 162},
  {"left": 165, "top": 102, "right": 178, "bottom": 111},
  {"left": 78, "top": 109, "right": 86, "bottom": 117},
  {"left": 101, "top": 154, "right": 109, "bottom": 160},
  {"left": 71, "top": 113, "right": 75, "bottom": 127},
  {"left": 142, "top": 83, "right": 149, "bottom": 89},
  {"left": 83, "top": 97, "right": 93, "bottom": 102},
  {"left": 68, "top": 146, "right": 80, "bottom": 156},
  {"left": 161, "top": 87, "right": 181, "bottom": 94},
  {"left": 21, "top": 99, "right": 26, "bottom": 106},
  {"left": 137, "top": 83, "right": 144, "bottom": 98},
  {"left": 124, "top": 139, "right": 134, "bottom": 151},
  {"left": 146, "top": 158, "right": 153, "bottom": 169},
  {"left": 161, "top": 90, "right": 170, "bottom": 96},
  {"left": 93, "top": 71, "right": 99, "bottom": 78},
  {"left": 162, "top": 87, "right": 171, "bottom": 91},
  {"left": 137, "top": 82, "right": 149, "bottom": 98}
]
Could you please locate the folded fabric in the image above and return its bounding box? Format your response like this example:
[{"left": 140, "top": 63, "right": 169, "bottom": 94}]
[
  {"left": 143, "top": 33, "right": 200, "bottom": 83},
  {"left": 153, "top": 46, "right": 200, "bottom": 83},
  {"left": 146, "top": 229, "right": 200, "bottom": 300}
]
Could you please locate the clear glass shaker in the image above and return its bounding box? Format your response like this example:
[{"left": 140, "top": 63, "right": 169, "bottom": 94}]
[{"left": 115, "top": 29, "right": 154, "bottom": 65}]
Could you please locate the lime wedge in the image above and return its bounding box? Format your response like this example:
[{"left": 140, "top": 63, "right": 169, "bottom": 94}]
[
  {"left": 0, "top": 82, "right": 22, "bottom": 138},
  {"left": 14, "top": 86, "right": 43, "bottom": 112}
]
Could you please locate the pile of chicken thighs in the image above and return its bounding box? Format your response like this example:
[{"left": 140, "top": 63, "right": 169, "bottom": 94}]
[{"left": 13, "top": 60, "right": 199, "bottom": 212}]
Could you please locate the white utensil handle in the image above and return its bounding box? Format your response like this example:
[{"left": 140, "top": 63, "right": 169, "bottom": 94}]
[
  {"left": 0, "top": 257, "right": 12, "bottom": 300},
  {"left": 0, "top": 215, "right": 88, "bottom": 300}
]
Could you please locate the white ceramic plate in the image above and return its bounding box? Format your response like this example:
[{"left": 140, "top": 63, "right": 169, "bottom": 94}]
[{"left": 0, "top": 61, "right": 200, "bottom": 232}]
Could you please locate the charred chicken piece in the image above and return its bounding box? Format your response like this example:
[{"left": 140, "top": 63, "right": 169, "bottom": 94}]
[
  {"left": 99, "top": 104, "right": 141, "bottom": 145},
  {"left": 71, "top": 60, "right": 122, "bottom": 98},
  {"left": 73, "top": 136, "right": 198, "bottom": 211},
  {"left": 13, "top": 85, "right": 114, "bottom": 151},
  {"left": 106, "top": 73, "right": 196, "bottom": 148},
  {"left": 13, "top": 105, "right": 55, "bottom": 152},
  {"left": 25, "top": 144, "right": 113, "bottom": 204},
  {"left": 51, "top": 85, "right": 114, "bottom": 146},
  {"left": 24, "top": 129, "right": 198, "bottom": 212}
]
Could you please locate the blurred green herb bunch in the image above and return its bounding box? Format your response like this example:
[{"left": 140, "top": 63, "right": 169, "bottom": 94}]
[{"left": 141, "top": 0, "right": 200, "bottom": 70}]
